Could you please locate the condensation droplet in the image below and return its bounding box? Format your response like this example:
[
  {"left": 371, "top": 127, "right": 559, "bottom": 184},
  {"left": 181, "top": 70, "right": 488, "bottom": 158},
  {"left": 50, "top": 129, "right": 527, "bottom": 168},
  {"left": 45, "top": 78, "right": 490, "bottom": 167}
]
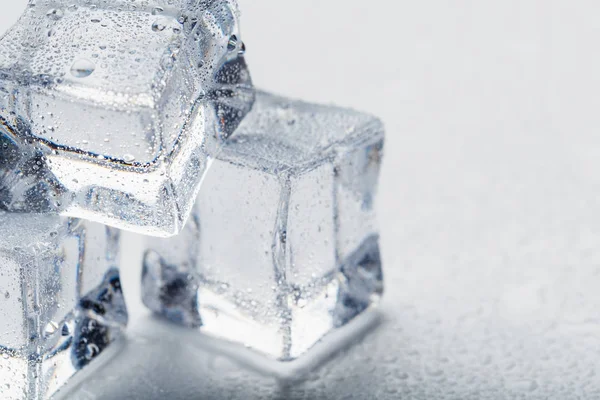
[
  {"left": 46, "top": 9, "right": 63, "bottom": 20},
  {"left": 123, "top": 154, "right": 135, "bottom": 163},
  {"left": 70, "top": 59, "right": 95, "bottom": 78},
  {"left": 227, "top": 35, "right": 238, "bottom": 52},
  {"left": 152, "top": 23, "right": 165, "bottom": 32},
  {"left": 152, "top": 18, "right": 167, "bottom": 32}
]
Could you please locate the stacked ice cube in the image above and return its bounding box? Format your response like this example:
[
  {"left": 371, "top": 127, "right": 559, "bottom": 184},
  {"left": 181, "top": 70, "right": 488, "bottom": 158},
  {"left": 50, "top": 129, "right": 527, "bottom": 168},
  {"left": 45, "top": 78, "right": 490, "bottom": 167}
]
[
  {"left": 0, "top": 0, "right": 251, "bottom": 398},
  {"left": 0, "top": 0, "right": 253, "bottom": 236},
  {"left": 0, "top": 0, "right": 383, "bottom": 398},
  {"left": 142, "top": 91, "right": 384, "bottom": 360}
]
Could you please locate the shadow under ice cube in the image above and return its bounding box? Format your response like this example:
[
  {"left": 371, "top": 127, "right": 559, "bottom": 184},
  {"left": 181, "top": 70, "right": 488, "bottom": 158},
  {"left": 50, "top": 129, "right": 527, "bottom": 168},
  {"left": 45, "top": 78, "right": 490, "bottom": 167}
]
[
  {"left": 0, "top": 0, "right": 254, "bottom": 236},
  {"left": 0, "top": 213, "right": 127, "bottom": 399},
  {"left": 142, "top": 91, "right": 384, "bottom": 361}
]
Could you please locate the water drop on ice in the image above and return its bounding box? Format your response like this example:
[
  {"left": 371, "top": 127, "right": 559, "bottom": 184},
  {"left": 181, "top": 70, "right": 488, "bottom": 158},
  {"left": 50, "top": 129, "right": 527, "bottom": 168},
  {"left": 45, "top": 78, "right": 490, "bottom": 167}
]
[
  {"left": 152, "top": 20, "right": 166, "bottom": 32},
  {"left": 152, "top": 17, "right": 174, "bottom": 32},
  {"left": 70, "top": 59, "right": 95, "bottom": 78},
  {"left": 227, "top": 35, "right": 238, "bottom": 52},
  {"left": 46, "top": 9, "right": 63, "bottom": 20}
]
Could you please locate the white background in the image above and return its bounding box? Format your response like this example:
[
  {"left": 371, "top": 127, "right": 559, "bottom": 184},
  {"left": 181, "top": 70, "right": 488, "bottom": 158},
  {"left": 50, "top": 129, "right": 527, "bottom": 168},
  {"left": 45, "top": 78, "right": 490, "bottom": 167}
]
[{"left": 3, "top": 1, "right": 600, "bottom": 399}]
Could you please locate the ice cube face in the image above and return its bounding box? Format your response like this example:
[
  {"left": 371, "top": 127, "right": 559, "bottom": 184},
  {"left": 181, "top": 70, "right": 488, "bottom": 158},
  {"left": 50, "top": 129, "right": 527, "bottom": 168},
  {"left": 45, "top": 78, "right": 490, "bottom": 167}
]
[
  {"left": 0, "top": 213, "right": 127, "bottom": 399},
  {"left": 0, "top": 0, "right": 254, "bottom": 236},
  {"left": 142, "top": 91, "right": 384, "bottom": 360}
]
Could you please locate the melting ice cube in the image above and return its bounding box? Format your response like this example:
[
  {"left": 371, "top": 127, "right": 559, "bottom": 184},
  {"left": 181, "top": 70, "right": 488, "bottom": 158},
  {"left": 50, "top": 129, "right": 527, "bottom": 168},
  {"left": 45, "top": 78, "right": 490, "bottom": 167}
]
[
  {"left": 142, "top": 91, "right": 384, "bottom": 360},
  {"left": 0, "top": 213, "right": 128, "bottom": 399},
  {"left": 0, "top": 0, "right": 254, "bottom": 236}
]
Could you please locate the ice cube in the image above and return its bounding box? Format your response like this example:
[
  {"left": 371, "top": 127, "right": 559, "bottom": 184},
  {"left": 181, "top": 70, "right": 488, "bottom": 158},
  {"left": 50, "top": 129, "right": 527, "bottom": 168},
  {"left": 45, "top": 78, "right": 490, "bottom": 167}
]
[
  {"left": 0, "top": 0, "right": 254, "bottom": 236},
  {"left": 0, "top": 212, "right": 127, "bottom": 399},
  {"left": 141, "top": 91, "right": 384, "bottom": 360}
]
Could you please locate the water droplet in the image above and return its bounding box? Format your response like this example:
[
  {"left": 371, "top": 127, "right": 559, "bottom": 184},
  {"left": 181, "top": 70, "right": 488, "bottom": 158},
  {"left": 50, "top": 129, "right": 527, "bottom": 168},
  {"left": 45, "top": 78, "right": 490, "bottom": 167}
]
[
  {"left": 227, "top": 35, "right": 238, "bottom": 52},
  {"left": 70, "top": 59, "right": 95, "bottom": 78},
  {"left": 152, "top": 6, "right": 164, "bottom": 15},
  {"left": 46, "top": 8, "right": 63, "bottom": 20},
  {"left": 384, "top": 386, "right": 398, "bottom": 395},
  {"left": 152, "top": 19, "right": 167, "bottom": 32},
  {"left": 239, "top": 41, "right": 246, "bottom": 55},
  {"left": 396, "top": 371, "right": 409, "bottom": 380},
  {"left": 123, "top": 154, "right": 135, "bottom": 163},
  {"left": 4, "top": 292, "right": 9, "bottom": 299}
]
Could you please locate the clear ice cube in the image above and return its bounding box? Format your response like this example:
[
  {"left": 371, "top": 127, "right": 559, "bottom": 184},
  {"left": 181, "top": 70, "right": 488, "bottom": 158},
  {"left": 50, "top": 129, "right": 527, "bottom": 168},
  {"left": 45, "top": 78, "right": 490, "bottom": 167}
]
[
  {"left": 142, "top": 91, "right": 384, "bottom": 360},
  {"left": 0, "top": 212, "right": 127, "bottom": 399},
  {"left": 0, "top": 0, "right": 254, "bottom": 236}
]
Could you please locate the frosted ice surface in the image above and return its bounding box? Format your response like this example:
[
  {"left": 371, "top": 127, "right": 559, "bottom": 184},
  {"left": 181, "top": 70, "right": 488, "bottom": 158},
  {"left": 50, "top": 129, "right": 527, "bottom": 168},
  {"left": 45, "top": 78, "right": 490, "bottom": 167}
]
[
  {"left": 0, "top": 212, "right": 127, "bottom": 399},
  {"left": 142, "top": 91, "right": 384, "bottom": 360},
  {"left": 0, "top": 0, "right": 254, "bottom": 236}
]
